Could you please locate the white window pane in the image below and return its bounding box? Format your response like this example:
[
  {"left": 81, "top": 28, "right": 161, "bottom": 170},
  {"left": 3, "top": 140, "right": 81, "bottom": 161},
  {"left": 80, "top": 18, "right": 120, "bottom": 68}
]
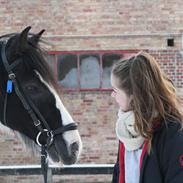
[{"left": 80, "top": 54, "right": 100, "bottom": 88}]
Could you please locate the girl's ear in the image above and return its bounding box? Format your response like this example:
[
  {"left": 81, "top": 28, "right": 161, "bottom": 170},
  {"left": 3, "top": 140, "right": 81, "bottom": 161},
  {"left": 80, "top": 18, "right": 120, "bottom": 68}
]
[
  {"left": 129, "top": 95, "right": 134, "bottom": 109},
  {"left": 28, "top": 29, "right": 45, "bottom": 47}
]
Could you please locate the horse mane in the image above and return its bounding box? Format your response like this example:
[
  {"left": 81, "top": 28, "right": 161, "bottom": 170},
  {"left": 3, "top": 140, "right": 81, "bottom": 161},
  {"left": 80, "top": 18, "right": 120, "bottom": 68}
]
[
  {"left": 0, "top": 121, "right": 40, "bottom": 158},
  {"left": 0, "top": 33, "right": 57, "bottom": 89}
]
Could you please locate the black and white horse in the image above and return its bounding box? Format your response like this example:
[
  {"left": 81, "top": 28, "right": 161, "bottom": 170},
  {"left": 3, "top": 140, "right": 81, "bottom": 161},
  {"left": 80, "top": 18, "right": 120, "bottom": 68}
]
[{"left": 0, "top": 26, "right": 82, "bottom": 168}]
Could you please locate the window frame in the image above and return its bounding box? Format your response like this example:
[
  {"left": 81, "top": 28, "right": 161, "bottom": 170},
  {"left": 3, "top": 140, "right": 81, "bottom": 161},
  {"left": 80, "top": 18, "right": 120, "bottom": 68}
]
[{"left": 48, "top": 50, "right": 139, "bottom": 92}]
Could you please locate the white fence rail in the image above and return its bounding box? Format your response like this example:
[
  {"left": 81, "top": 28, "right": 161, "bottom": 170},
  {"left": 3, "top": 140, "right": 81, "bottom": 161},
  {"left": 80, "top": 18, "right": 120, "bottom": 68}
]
[{"left": 0, "top": 164, "right": 114, "bottom": 183}]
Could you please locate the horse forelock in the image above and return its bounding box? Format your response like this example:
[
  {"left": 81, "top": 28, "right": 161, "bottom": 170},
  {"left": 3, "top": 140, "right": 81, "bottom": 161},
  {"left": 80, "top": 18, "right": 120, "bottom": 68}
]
[{"left": 23, "top": 43, "right": 56, "bottom": 86}]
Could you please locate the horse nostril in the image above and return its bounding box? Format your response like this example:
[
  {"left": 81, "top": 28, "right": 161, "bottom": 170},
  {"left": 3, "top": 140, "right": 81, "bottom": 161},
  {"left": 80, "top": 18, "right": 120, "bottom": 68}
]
[{"left": 71, "top": 142, "right": 79, "bottom": 153}]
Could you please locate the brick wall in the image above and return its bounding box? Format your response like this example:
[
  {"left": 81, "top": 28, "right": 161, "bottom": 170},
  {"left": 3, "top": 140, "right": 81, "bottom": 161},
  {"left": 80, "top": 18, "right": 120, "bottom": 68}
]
[
  {"left": 0, "top": 0, "right": 183, "bottom": 182},
  {"left": 0, "top": 0, "right": 183, "bottom": 50}
]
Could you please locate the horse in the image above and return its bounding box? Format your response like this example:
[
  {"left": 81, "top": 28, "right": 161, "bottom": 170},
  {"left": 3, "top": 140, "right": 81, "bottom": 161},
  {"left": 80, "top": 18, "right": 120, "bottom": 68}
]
[{"left": 0, "top": 26, "right": 82, "bottom": 182}]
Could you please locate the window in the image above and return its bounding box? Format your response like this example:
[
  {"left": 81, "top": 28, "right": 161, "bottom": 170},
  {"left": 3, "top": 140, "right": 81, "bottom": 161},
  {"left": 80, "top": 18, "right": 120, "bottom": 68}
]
[{"left": 48, "top": 51, "right": 137, "bottom": 91}]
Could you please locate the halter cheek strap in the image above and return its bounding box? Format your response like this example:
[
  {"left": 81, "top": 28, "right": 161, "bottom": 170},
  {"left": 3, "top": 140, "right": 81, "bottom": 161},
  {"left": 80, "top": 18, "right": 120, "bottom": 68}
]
[{"left": 0, "top": 40, "right": 78, "bottom": 183}]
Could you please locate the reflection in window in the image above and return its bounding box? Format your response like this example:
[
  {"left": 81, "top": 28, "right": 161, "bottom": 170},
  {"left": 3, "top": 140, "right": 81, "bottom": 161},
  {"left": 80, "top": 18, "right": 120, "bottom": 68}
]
[
  {"left": 102, "top": 54, "right": 122, "bottom": 88},
  {"left": 57, "top": 54, "right": 78, "bottom": 88},
  {"left": 80, "top": 54, "right": 100, "bottom": 89},
  {"left": 45, "top": 54, "right": 55, "bottom": 73}
]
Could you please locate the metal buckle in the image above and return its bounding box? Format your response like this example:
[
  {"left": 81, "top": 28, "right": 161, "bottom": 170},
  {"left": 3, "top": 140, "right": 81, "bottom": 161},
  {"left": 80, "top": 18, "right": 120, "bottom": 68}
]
[
  {"left": 34, "top": 120, "right": 41, "bottom": 127},
  {"left": 8, "top": 73, "right": 16, "bottom": 80}
]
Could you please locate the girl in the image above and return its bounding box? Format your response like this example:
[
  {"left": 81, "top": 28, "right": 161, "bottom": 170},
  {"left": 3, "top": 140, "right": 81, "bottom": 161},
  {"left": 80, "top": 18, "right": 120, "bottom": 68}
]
[{"left": 111, "top": 52, "right": 183, "bottom": 183}]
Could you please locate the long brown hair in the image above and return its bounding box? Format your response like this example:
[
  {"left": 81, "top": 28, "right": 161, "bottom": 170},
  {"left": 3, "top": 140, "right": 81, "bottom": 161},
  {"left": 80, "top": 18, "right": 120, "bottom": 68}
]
[{"left": 112, "top": 51, "right": 183, "bottom": 141}]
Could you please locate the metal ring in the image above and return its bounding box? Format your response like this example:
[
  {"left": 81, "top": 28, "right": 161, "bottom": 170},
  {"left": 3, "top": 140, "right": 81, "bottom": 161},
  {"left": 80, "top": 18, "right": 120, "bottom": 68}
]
[{"left": 36, "top": 129, "right": 48, "bottom": 147}]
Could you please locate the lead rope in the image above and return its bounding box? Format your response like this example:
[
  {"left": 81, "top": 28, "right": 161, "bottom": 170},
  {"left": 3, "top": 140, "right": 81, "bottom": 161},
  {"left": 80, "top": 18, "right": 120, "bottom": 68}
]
[{"left": 41, "top": 145, "right": 48, "bottom": 183}]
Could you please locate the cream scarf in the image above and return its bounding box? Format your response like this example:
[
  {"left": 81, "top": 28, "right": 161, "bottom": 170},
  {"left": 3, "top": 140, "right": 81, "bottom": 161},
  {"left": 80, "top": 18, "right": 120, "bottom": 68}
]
[{"left": 115, "top": 109, "right": 145, "bottom": 151}]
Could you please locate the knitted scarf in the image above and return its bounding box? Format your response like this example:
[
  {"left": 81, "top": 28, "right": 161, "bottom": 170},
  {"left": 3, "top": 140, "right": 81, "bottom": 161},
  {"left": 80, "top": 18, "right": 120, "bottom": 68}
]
[{"left": 115, "top": 109, "right": 144, "bottom": 151}]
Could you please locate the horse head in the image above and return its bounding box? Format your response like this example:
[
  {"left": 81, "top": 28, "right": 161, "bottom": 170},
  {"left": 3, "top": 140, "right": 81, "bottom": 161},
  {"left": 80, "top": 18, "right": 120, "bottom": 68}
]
[{"left": 0, "top": 26, "right": 82, "bottom": 165}]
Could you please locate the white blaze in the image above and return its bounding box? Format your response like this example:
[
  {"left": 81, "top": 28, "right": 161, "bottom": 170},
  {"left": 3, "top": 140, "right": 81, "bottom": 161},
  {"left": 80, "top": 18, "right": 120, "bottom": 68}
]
[{"left": 35, "top": 71, "right": 82, "bottom": 157}]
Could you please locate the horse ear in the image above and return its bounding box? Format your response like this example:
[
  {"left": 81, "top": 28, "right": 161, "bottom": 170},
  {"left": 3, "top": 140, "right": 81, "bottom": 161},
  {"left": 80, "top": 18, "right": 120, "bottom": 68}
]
[
  {"left": 6, "top": 26, "right": 31, "bottom": 60},
  {"left": 28, "top": 29, "right": 45, "bottom": 47},
  {"left": 18, "top": 26, "right": 32, "bottom": 51}
]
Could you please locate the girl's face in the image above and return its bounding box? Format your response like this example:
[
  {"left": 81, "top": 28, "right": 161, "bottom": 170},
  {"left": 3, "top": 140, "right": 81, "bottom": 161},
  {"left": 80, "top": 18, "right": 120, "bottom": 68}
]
[{"left": 111, "top": 74, "right": 132, "bottom": 112}]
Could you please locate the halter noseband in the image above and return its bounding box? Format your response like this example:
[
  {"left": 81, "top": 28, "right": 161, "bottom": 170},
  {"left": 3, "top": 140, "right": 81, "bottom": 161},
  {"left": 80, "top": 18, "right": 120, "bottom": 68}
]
[{"left": 0, "top": 40, "right": 78, "bottom": 183}]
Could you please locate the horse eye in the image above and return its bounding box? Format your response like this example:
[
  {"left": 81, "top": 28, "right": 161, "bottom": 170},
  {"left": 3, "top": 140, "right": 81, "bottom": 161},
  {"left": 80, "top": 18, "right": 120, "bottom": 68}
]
[{"left": 26, "top": 85, "right": 37, "bottom": 91}]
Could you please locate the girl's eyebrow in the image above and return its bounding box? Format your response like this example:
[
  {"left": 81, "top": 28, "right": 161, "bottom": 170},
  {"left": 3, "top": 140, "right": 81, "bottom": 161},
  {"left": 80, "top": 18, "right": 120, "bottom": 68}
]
[{"left": 112, "top": 87, "right": 118, "bottom": 91}]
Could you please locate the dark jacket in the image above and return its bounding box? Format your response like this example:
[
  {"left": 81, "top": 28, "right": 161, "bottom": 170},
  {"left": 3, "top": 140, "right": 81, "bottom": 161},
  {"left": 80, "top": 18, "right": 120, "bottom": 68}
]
[{"left": 112, "top": 119, "right": 183, "bottom": 183}]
